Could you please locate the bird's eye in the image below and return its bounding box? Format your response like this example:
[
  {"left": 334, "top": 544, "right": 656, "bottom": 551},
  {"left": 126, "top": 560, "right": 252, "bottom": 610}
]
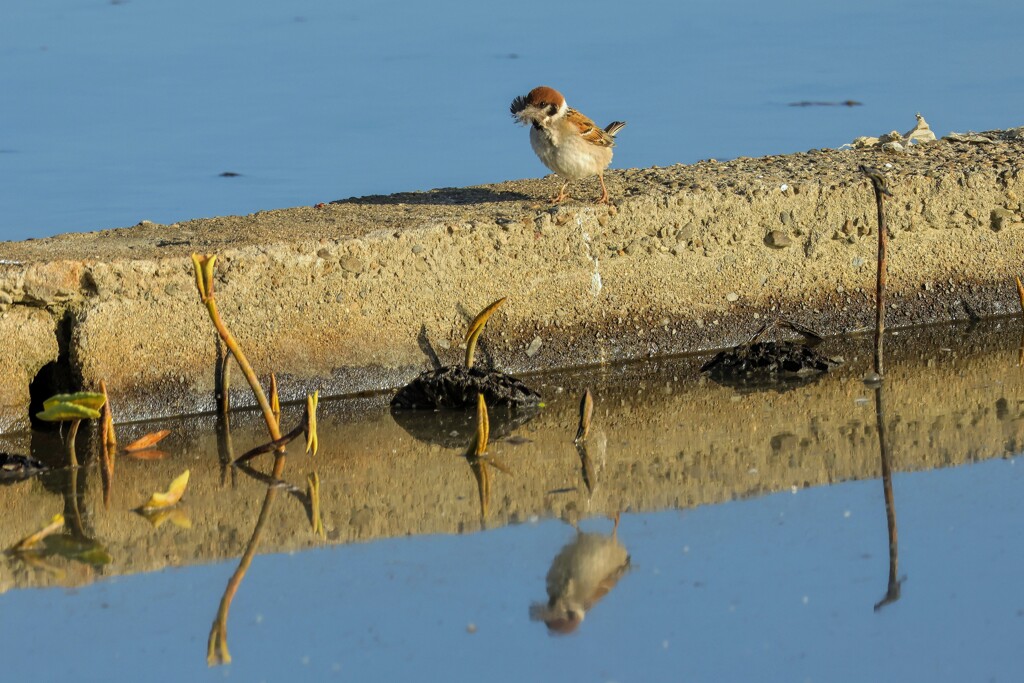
[{"left": 547, "top": 104, "right": 558, "bottom": 116}]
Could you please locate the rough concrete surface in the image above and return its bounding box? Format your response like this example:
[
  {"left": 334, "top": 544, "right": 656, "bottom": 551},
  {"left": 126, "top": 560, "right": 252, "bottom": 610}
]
[
  {"left": 0, "top": 321, "right": 1020, "bottom": 592},
  {"left": 0, "top": 128, "right": 1022, "bottom": 428}
]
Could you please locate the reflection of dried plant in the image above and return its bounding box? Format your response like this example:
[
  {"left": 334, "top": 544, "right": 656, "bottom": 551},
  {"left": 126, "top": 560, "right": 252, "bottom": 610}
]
[
  {"left": 576, "top": 442, "right": 597, "bottom": 495},
  {"left": 233, "top": 392, "right": 319, "bottom": 464},
  {"left": 124, "top": 430, "right": 171, "bottom": 452},
  {"left": 9, "top": 514, "right": 64, "bottom": 552},
  {"left": 305, "top": 392, "right": 318, "bottom": 456},
  {"left": 140, "top": 507, "right": 192, "bottom": 530},
  {"left": 192, "top": 254, "right": 282, "bottom": 443},
  {"left": 464, "top": 297, "right": 507, "bottom": 368},
  {"left": 208, "top": 455, "right": 287, "bottom": 667},
  {"left": 136, "top": 470, "right": 190, "bottom": 512},
  {"left": 872, "top": 385, "right": 903, "bottom": 612},
  {"left": 473, "top": 392, "right": 489, "bottom": 455},
  {"left": 575, "top": 389, "right": 594, "bottom": 443},
  {"left": 461, "top": 394, "right": 492, "bottom": 520},
  {"left": 205, "top": 373, "right": 319, "bottom": 660},
  {"left": 573, "top": 388, "right": 598, "bottom": 493},
  {"left": 463, "top": 394, "right": 513, "bottom": 521},
  {"left": 307, "top": 472, "right": 325, "bottom": 538},
  {"left": 8, "top": 509, "right": 112, "bottom": 569}
]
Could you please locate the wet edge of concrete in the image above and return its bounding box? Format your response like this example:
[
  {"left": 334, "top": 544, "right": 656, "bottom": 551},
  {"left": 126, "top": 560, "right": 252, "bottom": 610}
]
[{"left": 0, "top": 321, "right": 1021, "bottom": 591}]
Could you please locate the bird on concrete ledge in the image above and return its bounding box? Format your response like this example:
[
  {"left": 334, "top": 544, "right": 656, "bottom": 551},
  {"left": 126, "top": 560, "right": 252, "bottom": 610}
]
[{"left": 510, "top": 86, "right": 626, "bottom": 204}]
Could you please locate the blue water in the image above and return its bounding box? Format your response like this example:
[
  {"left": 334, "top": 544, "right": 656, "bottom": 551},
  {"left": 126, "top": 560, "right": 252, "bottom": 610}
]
[
  {"left": 3, "top": 0, "right": 1022, "bottom": 239},
  {"left": 2, "top": 459, "right": 1022, "bottom": 681}
]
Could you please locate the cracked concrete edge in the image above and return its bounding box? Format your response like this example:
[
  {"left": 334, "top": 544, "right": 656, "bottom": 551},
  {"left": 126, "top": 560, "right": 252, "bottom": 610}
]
[
  {"left": 0, "top": 308, "right": 58, "bottom": 432},
  {"left": 0, "top": 130, "right": 1022, "bottom": 428}
]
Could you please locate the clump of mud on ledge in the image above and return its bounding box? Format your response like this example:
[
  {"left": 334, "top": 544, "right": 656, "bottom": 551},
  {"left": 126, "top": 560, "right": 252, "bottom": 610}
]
[
  {"left": 390, "top": 297, "right": 541, "bottom": 410},
  {"left": 701, "top": 320, "right": 842, "bottom": 393},
  {"left": 391, "top": 365, "right": 541, "bottom": 409}
]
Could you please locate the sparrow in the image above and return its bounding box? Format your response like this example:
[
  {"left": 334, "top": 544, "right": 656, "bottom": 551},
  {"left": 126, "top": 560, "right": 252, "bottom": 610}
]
[
  {"left": 510, "top": 86, "right": 626, "bottom": 204},
  {"left": 529, "top": 513, "right": 630, "bottom": 634}
]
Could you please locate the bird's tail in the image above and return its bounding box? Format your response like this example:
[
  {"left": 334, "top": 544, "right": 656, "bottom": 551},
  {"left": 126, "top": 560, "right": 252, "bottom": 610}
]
[{"left": 604, "top": 121, "right": 627, "bottom": 137}]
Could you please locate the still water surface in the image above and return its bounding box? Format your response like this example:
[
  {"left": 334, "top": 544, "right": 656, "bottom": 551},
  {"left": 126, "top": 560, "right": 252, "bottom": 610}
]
[
  {"left": 0, "top": 322, "right": 1022, "bottom": 680},
  {"left": 3, "top": 0, "right": 1023, "bottom": 239},
  {"left": 3, "top": 461, "right": 1022, "bottom": 682}
]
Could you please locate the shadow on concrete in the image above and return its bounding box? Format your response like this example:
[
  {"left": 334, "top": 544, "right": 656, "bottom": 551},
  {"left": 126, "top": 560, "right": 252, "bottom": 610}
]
[{"left": 333, "top": 187, "right": 532, "bottom": 206}]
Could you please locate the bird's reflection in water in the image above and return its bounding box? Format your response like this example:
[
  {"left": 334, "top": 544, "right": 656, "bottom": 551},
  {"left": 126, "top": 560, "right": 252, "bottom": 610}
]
[{"left": 530, "top": 514, "right": 630, "bottom": 634}]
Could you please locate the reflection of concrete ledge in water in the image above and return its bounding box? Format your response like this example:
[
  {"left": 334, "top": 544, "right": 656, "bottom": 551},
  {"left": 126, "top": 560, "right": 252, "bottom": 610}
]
[
  {"left": 1, "top": 321, "right": 1023, "bottom": 592},
  {"left": 1, "top": 129, "right": 1023, "bottom": 429}
]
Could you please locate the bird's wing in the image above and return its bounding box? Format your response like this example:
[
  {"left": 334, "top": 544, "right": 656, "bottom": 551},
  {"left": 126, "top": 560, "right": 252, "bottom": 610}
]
[{"left": 565, "top": 108, "right": 617, "bottom": 147}]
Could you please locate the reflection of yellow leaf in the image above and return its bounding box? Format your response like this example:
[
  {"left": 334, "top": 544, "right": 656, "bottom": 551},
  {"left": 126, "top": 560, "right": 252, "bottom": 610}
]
[
  {"left": 13, "top": 551, "right": 66, "bottom": 579},
  {"left": 307, "top": 472, "right": 325, "bottom": 538},
  {"left": 139, "top": 470, "right": 190, "bottom": 511},
  {"left": 43, "top": 535, "right": 113, "bottom": 566},
  {"left": 575, "top": 388, "right": 594, "bottom": 443},
  {"left": 10, "top": 514, "right": 64, "bottom": 552},
  {"left": 140, "top": 507, "right": 192, "bottom": 529},
  {"left": 125, "top": 429, "right": 171, "bottom": 452},
  {"left": 475, "top": 393, "right": 489, "bottom": 456},
  {"left": 126, "top": 448, "right": 168, "bottom": 461},
  {"left": 305, "top": 391, "right": 319, "bottom": 455}
]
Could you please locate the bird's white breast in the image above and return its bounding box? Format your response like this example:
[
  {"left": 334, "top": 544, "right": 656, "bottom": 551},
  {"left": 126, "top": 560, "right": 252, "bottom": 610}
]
[{"left": 530, "top": 122, "right": 614, "bottom": 181}]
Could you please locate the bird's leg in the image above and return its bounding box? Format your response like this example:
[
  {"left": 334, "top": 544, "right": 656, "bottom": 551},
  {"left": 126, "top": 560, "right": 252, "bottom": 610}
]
[
  {"left": 611, "top": 511, "right": 621, "bottom": 538},
  {"left": 596, "top": 173, "right": 610, "bottom": 204},
  {"left": 552, "top": 180, "right": 570, "bottom": 204}
]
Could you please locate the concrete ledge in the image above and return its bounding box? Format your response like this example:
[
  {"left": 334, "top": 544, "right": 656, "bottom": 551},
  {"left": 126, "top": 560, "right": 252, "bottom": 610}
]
[
  {"left": 0, "top": 308, "right": 58, "bottom": 432},
  {"left": 0, "top": 128, "right": 1022, "bottom": 426}
]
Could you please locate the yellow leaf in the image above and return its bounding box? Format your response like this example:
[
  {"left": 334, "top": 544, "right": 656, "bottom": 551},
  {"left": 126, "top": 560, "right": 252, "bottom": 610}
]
[
  {"left": 43, "top": 392, "right": 106, "bottom": 412},
  {"left": 464, "top": 297, "right": 507, "bottom": 368},
  {"left": 139, "top": 470, "right": 190, "bottom": 511},
  {"left": 124, "top": 429, "right": 171, "bottom": 452},
  {"left": 270, "top": 373, "right": 280, "bottom": 420},
  {"left": 36, "top": 402, "right": 101, "bottom": 422},
  {"left": 464, "top": 297, "right": 507, "bottom": 343},
  {"left": 191, "top": 253, "right": 217, "bottom": 301}
]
